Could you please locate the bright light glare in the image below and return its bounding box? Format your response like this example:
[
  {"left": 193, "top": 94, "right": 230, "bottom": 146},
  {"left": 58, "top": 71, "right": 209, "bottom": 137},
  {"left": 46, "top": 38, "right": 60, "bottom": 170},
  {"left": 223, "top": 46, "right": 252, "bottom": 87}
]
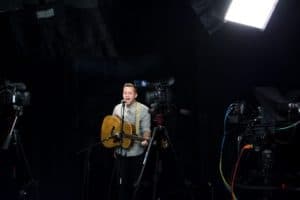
[{"left": 224, "top": 0, "right": 279, "bottom": 30}]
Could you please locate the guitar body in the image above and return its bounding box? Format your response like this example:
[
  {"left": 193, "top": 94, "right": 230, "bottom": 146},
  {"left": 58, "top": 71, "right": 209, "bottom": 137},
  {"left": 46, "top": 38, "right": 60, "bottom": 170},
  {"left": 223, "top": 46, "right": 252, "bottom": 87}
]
[{"left": 101, "top": 115, "right": 136, "bottom": 149}]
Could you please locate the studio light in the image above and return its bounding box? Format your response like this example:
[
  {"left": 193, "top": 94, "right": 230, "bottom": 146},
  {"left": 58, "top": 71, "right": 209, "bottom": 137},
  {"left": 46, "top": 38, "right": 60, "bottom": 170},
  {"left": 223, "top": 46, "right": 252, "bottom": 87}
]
[{"left": 224, "top": 0, "right": 279, "bottom": 30}]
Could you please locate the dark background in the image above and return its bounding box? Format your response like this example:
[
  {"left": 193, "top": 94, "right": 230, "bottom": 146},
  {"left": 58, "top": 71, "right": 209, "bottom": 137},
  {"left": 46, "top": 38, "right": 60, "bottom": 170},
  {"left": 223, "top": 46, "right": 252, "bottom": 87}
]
[{"left": 0, "top": 0, "right": 300, "bottom": 199}]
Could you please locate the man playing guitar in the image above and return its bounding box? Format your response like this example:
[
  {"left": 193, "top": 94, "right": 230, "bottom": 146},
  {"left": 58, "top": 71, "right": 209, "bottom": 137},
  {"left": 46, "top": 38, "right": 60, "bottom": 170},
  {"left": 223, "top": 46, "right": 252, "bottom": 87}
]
[{"left": 110, "top": 82, "right": 151, "bottom": 200}]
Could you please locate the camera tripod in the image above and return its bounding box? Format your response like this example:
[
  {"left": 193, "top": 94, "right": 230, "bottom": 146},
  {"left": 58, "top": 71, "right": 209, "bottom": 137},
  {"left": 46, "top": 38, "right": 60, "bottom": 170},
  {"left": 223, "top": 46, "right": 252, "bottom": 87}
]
[
  {"left": 1, "top": 105, "right": 38, "bottom": 200},
  {"left": 132, "top": 114, "right": 194, "bottom": 200}
]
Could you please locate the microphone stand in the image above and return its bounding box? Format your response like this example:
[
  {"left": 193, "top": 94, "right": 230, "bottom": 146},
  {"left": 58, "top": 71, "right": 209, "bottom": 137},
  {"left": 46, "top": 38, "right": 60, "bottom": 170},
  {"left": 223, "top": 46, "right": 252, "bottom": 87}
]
[
  {"left": 114, "top": 101, "right": 126, "bottom": 200},
  {"left": 120, "top": 101, "right": 126, "bottom": 145}
]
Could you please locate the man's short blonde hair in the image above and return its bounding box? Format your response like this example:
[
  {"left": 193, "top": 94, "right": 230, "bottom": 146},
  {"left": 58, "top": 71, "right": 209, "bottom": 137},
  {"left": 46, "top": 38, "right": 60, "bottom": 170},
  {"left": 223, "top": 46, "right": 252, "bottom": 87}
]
[{"left": 123, "top": 83, "right": 137, "bottom": 93}]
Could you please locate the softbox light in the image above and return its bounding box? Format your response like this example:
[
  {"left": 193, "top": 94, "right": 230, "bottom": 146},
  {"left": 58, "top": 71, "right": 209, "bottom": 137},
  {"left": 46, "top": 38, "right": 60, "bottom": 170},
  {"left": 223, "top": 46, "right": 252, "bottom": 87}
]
[{"left": 224, "top": 0, "right": 279, "bottom": 30}]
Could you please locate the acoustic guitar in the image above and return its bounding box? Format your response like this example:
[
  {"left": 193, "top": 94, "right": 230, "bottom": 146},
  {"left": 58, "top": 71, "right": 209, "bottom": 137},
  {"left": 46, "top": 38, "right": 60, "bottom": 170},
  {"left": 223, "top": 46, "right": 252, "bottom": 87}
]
[{"left": 100, "top": 115, "right": 145, "bottom": 149}]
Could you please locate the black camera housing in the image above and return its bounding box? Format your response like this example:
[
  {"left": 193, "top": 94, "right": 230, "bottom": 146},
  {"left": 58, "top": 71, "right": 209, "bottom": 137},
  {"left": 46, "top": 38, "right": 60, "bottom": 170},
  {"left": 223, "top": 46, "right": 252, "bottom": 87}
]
[{"left": 0, "top": 81, "right": 30, "bottom": 107}]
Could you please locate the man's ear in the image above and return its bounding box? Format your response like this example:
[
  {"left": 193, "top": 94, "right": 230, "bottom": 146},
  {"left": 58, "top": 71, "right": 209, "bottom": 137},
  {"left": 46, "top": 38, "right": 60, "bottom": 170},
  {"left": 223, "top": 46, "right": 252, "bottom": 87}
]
[{"left": 135, "top": 94, "right": 138, "bottom": 98}]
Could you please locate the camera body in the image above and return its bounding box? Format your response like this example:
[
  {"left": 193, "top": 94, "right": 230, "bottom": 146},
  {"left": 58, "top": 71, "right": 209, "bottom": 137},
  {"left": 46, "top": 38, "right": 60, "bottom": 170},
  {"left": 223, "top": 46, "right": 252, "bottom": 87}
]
[
  {"left": 0, "top": 81, "right": 30, "bottom": 107},
  {"left": 134, "top": 78, "right": 174, "bottom": 116}
]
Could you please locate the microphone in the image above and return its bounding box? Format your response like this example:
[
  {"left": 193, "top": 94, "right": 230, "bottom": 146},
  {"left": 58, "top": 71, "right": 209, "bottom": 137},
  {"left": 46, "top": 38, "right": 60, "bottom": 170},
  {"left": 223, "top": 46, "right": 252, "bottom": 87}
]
[{"left": 121, "top": 100, "right": 126, "bottom": 104}]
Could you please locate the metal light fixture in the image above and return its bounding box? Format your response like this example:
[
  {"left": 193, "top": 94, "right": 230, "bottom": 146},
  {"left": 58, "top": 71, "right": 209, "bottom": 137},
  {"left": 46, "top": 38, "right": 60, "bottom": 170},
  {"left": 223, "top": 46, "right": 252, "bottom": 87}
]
[{"left": 224, "top": 0, "right": 279, "bottom": 30}]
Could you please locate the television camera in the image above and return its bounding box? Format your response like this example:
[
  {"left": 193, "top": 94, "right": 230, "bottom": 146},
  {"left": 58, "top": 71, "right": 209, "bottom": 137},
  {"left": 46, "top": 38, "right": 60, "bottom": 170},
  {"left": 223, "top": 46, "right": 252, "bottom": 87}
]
[
  {"left": 134, "top": 77, "right": 175, "bottom": 121},
  {"left": 225, "top": 96, "right": 300, "bottom": 199},
  {"left": 0, "top": 80, "right": 30, "bottom": 108}
]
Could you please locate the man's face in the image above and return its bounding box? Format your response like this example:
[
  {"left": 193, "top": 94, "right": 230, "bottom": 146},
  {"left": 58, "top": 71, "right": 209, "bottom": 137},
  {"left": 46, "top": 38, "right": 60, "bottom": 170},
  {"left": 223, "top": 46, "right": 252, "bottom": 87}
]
[{"left": 123, "top": 86, "right": 137, "bottom": 105}]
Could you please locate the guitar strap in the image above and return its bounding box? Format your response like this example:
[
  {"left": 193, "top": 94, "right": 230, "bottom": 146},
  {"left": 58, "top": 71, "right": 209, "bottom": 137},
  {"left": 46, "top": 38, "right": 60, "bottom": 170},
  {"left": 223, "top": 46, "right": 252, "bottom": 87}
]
[{"left": 135, "top": 102, "right": 141, "bottom": 136}]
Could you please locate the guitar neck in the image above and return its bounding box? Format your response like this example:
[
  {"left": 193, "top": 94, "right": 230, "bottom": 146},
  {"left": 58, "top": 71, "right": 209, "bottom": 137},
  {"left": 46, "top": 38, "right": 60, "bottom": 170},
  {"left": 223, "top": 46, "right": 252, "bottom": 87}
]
[{"left": 123, "top": 133, "right": 145, "bottom": 141}]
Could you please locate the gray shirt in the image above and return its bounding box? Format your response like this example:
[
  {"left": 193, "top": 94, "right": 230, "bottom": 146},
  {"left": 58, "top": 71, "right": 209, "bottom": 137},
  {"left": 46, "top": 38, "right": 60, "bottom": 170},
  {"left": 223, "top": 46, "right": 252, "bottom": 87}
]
[{"left": 113, "top": 101, "right": 151, "bottom": 157}]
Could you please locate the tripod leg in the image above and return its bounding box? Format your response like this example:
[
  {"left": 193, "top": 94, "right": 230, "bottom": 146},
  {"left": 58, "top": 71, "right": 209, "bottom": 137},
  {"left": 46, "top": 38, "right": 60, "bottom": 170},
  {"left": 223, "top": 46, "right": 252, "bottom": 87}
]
[
  {"left": 152, "top": 148, "right": 162, "bottom": 200},
  {"left": 2, "top": 115, "right": 19, "bottom": 150},
  {"left": 162, "top": 127, "right": 195, "bottom": 200},
  {"left": 132, "top": 127, "right": 158, "bottom": 200},
  {"left": 15, "top": 131, "right": 39, "bottom": 200}
]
